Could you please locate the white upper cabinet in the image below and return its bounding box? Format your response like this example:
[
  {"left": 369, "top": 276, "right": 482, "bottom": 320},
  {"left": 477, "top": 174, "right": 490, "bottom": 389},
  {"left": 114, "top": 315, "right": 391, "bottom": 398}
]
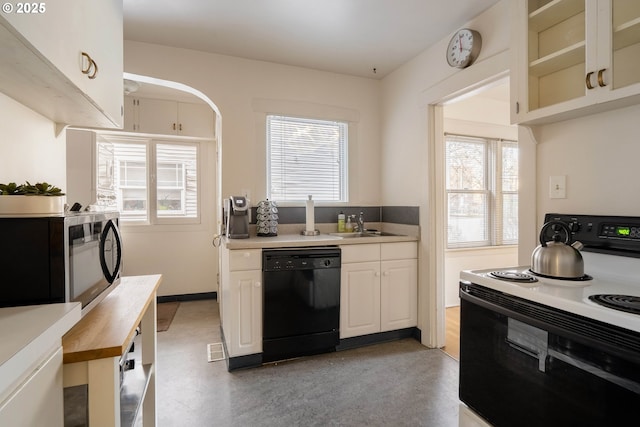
[
  {"left": 512, "top": 0, "right": 640, "bottom": 124},
  {"left": 0, "top": 0, "right": 123, "bottom": 130},
  {"left": 125, "top": 96, "right": 215, "bottom": 138}
]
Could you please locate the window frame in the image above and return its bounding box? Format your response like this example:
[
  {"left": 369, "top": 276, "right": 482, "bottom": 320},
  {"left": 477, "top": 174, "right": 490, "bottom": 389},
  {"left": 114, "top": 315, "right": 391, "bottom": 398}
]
[
  {"left": 97, "top": 134, "right": 201, "bottom": 226},
  {"left": 265, "top": 114, "right": 349, "bottom": 203},
  {"left": 445, "top": 133, "right": 518, "bottom": 249}
]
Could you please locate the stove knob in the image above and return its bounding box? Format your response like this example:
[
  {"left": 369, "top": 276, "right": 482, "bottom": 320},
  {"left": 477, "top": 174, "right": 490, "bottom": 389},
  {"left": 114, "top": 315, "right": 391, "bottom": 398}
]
[{"left": 568, "top": 221, "right": 580, "bottom": 232}]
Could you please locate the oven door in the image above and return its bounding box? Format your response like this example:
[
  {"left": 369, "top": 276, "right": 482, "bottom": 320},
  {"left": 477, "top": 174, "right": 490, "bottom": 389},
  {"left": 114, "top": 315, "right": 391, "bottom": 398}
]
[{"left": 459, "top": 282, "right": 640, "bottom": 427}]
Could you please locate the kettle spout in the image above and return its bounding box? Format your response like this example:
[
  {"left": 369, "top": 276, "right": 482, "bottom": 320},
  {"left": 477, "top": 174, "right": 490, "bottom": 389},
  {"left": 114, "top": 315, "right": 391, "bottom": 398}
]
[{"left": 571, "top": 241, "right": 584, "bottom": 251}]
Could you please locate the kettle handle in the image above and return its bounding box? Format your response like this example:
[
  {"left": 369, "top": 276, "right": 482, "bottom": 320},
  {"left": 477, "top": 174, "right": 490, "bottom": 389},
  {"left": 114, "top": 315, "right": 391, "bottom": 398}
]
[{"left": 540, "top": 220, "right": 571, "bottom": 247}]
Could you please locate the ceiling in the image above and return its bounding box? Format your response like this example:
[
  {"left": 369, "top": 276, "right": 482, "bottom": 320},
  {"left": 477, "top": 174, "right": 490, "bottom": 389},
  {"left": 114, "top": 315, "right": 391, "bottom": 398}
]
[{"left": 123, "top": 0, "right": 501, "bottom": 79}]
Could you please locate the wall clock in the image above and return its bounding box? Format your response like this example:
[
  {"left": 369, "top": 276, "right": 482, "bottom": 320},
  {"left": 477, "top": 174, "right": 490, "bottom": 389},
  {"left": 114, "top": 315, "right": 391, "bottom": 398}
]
[{"left": 446, "top": 28, "right": 482, "bottom": 69}]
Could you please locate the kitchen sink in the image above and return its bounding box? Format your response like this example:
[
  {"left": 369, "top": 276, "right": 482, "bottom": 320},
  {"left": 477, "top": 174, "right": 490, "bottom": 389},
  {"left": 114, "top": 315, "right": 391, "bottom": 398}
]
[{"left": 328, "top": 231, "right": 404, "bottom": 238}]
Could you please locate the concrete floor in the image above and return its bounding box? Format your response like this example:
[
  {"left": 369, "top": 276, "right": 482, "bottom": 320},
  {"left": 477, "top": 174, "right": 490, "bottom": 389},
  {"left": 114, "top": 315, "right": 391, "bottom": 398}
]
[{"left": 155, "top": 299, "right": 461, "bottom": 426}]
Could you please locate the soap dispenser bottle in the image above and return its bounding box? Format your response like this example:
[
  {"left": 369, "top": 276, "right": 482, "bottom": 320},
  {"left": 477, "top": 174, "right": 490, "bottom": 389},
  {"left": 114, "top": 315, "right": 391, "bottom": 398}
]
[{"left": 338, "top": 211, "right": 346, "bottom": 232}]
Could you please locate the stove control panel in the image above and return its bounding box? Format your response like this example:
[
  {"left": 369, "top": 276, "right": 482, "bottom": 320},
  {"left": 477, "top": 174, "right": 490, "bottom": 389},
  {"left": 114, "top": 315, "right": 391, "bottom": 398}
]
[{"left": 545, "top": 213, "right": 640, "bottom": 257}]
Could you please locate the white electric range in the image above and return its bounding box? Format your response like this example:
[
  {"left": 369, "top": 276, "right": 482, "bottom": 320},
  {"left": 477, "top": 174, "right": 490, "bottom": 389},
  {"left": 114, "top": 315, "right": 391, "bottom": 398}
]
[
  {"left": 461, "top": 250, "right": 640, "bottom": 334},
  {"left": 458, "top": 214, "right": 640, "bottom": 427}
]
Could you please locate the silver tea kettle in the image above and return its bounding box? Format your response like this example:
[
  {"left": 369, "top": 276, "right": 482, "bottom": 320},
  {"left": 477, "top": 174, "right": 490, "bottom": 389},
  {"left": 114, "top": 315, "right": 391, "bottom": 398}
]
[{"left": 531, "top": 220, "right": 584, "bottom": 279}]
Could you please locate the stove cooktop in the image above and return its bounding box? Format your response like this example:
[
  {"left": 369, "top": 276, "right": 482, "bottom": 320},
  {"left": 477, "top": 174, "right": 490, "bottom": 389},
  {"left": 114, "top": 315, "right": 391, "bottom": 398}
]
[
  {"left": 588, "top": 294, "right": 640, "bottom": 315},
  {"left": 461, "top": 259, "right": 640, "bottom": 334}
]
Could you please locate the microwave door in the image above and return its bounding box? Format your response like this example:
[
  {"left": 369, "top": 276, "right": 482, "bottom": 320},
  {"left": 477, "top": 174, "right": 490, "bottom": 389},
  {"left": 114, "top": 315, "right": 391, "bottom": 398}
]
[{"left": 100, "top": 219, "right": 122, "bottom": 283}]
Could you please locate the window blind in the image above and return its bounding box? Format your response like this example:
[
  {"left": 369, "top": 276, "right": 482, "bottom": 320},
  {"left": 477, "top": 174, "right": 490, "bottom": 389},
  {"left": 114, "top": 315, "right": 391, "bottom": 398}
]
[{"left": 267, "top": 115, "right": 347, "bottom": 202}]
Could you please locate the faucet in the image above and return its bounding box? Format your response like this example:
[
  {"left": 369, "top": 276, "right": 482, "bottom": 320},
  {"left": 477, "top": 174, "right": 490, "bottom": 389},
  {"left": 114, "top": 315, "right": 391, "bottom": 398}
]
[{"left": 356, "top": 211, "right": 364, "bottom": 233}]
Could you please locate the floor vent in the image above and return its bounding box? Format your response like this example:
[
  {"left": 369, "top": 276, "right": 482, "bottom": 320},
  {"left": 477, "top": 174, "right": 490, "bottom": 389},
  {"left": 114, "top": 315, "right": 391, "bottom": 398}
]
[{"left": 207, "top": 342, "right": 225, "bottom": 363}]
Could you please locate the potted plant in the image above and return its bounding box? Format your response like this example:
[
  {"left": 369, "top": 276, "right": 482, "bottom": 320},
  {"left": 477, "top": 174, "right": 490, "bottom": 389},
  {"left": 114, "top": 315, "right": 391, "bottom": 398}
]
[{"left": 0, "top": 181, "right": 66, "bottom": 215}]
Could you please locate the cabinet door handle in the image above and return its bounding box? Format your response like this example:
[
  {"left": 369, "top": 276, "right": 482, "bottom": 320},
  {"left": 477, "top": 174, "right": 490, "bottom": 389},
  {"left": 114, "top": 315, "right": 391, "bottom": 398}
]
[
  {"left": 81, "top": 52, "right": 98, "bottom": 79},
  {"left": 179, "top": 123, "right": 183, "bottom": 131},
  {"left": 88, "top": 59, "right": 98, "bottom": 79},
  {"left": 597, "top": 69, "right": 606, "bottom": 87},
  {"left": 585, "top": 71, "right": 595, "bottom": 90},
  {"left": 81, "top": 52, "right": 92, "bottom": 74},
  {"left": 172, "top": 123, "right": 177, "bottom": 130}
]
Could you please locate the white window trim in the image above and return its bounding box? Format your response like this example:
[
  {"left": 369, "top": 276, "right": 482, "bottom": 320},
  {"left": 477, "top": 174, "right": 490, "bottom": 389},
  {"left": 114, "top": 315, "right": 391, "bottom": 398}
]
[
  {"left": 266, "top": 115, "right": 348, "bottom": 203},
  {"left": 252, "top": 98, "right": 359, "bottom": 205},
  {"left": 98, "top": 134, "right": 201, "bottom": 226},
  {"left": 445, "top": 133, "right": 518, "bottom": 249}
]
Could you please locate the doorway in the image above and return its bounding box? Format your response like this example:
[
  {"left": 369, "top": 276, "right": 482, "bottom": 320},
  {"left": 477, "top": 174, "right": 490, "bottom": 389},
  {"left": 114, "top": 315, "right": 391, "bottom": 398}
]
[{"left": 438, "top": 78, "right": 518, "bottom": 359}]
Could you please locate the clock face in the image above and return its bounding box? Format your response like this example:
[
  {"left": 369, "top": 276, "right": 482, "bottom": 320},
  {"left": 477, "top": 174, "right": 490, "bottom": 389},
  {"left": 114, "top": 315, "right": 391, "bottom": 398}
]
[{"left": 447, "top": 29, "right": 481, "bottom": 68}]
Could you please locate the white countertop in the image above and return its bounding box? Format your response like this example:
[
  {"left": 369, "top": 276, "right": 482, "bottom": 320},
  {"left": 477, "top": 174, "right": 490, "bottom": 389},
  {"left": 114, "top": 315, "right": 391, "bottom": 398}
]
[
  {"left": 0, "top": 303, "right": 81, "bottom": 399},
  {"left": 223, "top": 232, "right": 418, "bottom": 249}
]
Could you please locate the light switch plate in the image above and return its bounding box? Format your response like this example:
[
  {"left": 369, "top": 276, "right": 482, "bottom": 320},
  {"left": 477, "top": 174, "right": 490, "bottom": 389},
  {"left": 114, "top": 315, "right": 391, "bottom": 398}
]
[{"left": 549, "top": 175, "right": 566, "bottom": 199}]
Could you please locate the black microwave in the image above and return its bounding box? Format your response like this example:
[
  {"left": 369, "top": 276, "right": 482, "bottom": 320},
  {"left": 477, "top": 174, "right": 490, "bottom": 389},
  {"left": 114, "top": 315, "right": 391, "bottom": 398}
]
[{"left": 0, "top": 211, "right": 123, "bottom": 314}]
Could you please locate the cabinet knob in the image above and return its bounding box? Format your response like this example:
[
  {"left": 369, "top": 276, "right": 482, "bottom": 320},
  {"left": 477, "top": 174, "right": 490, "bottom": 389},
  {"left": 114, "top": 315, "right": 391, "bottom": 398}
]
[
  {"left": 383, "top": 271, "right": 389, "bottom": 276},
  {"left": 585, "top": 71, "right": 595, "bottom": 90},
  {"left": 375, "top": 272, "right": 380, "bottom": 277},
  {"left": 597, "top": 69, "right": 607, "bottom": 87},
  {"left": 243, "top": 252, "right": 251, "bottom": 258},
  {"left": 254, "top": 282, "right": 261, "bottom": 288}
]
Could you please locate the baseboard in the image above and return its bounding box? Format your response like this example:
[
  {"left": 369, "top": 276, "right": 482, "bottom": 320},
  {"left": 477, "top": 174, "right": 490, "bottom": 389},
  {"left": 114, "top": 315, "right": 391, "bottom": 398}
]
[
  {"left": 336, "top": 327, "right": 420, "bottom": 351},
  {"left": 157, "top": 292, "right": 217, "bottom": 303},
  {"left": 220, "top": 326, "right": 263, "bottom": 371}
]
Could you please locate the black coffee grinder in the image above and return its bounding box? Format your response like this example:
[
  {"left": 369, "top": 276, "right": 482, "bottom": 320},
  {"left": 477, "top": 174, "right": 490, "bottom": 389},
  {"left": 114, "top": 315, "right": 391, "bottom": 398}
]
[{"left": 225, "top": 196, "right": 250, "bottom": 238}]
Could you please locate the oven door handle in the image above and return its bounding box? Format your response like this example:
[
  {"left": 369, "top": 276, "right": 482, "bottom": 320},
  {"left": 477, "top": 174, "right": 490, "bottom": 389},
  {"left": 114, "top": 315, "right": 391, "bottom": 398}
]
[
  {"left": 459, "top": 282, "right": 532, "bottom": 321},
  {"left": 460, "top": 282, "right": 598, "bottom": 346}
]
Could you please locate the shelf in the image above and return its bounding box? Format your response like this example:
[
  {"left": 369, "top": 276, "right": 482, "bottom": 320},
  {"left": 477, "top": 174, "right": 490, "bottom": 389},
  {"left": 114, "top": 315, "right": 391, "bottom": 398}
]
[
  {"left": 613, "top": 17, "right": 640, "bottom": 51},
  {"left": 529, "top": 0, "right": 584, "bottom": 32},
  {"left": 529, "top": 41, "right": 585, "bottom": 76},
  {"left": 121, "top": 363, "right": 153, "bottom": 427}
]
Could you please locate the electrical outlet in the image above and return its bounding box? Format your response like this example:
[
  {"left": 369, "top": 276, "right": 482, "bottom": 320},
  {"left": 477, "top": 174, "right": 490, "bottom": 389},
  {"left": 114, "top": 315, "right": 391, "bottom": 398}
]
[{"left": 549, "top": 176, "right": 566, "bottom": 199}]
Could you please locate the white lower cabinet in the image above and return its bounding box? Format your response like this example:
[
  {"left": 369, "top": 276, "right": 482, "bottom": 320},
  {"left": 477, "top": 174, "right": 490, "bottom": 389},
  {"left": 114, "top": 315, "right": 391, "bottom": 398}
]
[
  {"left": 0, "top": 347, "right": 64, "bottom": 427},
  {"left": 340, "top": 242, "right": 418, "bottom": 339},
  {"left": 340, "top": 261, "right": 381, "bottom": 338},
  {"left": 220, "top": 248, "right": 263, "bottom": 357}
]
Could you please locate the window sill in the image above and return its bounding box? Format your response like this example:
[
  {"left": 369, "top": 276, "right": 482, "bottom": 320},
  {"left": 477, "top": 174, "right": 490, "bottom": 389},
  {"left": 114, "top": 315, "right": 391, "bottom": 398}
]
[{"left": 445, "top": 244, "right": 518, "bottom": 253}]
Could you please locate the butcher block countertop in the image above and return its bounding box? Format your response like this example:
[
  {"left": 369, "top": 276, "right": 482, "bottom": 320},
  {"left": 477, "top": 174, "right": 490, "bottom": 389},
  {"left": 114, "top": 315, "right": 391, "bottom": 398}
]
[{"left": 62, "top": 275, "right": 162, "bottom": 364}]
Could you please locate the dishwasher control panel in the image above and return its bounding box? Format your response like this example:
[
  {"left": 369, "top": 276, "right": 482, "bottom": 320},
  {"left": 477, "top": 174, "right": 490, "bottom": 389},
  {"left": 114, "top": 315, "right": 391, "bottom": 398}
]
[{"left": 262, "top": 247, "right": 341, "bottom": 271}]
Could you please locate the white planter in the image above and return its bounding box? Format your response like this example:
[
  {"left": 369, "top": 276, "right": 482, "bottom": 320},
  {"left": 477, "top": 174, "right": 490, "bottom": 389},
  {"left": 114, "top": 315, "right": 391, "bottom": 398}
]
[{"left": 0, "top": 195, "right": 66, "bottom": 216}]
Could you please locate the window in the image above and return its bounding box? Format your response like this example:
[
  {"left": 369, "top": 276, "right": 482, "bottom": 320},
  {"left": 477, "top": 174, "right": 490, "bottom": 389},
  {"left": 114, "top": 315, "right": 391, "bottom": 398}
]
[
  {"left": 445, "top": 134, "right": 518, "bottom": 248},
  {"left": 266, "top": 115, "right": 348, "bottom": 202},
  {"left": 97, "top": 137, "right": 199, "bottom": 224}
]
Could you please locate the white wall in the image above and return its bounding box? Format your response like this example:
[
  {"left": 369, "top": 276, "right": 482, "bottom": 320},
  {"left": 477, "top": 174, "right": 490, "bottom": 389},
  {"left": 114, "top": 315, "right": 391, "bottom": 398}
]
[
  {"left": 124, "top": 41, "right": 382, "bottom": 206},
  {"left": 534, "top": 102, "right": 640, "bottom": 232},
  {"left": 0, "top": 93, "right": 66, "bottom": 185},
  {"left": 444, "top": 247, "right": 517, "bottom": 306},
  {"left": 379, "top": 0, "right": 512, "bottom": 346},
  {"left": 121, "top": 40, "right": 383, "bottom": 296}
]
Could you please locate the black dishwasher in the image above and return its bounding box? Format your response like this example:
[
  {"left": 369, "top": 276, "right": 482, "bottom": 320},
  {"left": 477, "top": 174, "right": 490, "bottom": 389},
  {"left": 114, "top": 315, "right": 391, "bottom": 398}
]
[{"left": 262, "top": 247, "right": 341, "bottom": 362}]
